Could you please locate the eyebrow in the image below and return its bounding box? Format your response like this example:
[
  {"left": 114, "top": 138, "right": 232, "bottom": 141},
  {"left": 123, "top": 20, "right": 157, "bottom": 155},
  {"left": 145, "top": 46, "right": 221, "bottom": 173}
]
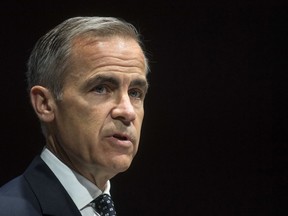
[
  {"left": 85, "top": 75, "right": 120, "bottom": 89},
  {"left": 85, "top": 74, "right": 148, "bottom": 91},
  {"left": 131, "top": 78, "right": 149, "bottom": 92}
]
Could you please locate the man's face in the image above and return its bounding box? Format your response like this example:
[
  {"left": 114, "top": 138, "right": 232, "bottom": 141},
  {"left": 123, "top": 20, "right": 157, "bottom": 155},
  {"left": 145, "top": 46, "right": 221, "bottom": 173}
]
[{"left": 50, "top": 36, "right": 148, "bottom": 180}]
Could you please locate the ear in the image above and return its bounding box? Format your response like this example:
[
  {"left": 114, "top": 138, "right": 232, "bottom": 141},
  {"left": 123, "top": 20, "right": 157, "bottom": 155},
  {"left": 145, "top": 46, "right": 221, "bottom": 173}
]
[{"left": 30, "top": 86, "right": 56, "bottom": 122}]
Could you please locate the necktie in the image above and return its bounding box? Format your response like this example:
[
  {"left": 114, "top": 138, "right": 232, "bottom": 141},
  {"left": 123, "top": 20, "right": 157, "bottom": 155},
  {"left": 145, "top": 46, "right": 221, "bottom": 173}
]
[{"left": 93, "top": 194, "right": 117, "bottom": 216}]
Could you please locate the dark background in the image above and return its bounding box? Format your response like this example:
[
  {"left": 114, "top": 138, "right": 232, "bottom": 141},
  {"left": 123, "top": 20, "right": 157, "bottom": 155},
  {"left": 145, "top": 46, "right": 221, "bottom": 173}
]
[{"left": 0, "top": 0, "right": 284, "bottom": 215}]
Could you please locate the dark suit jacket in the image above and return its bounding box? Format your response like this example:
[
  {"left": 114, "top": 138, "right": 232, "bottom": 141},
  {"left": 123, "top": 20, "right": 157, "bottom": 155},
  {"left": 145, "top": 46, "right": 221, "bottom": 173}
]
[{"left": 0, "top": 156, "right": 82, "bottom": 216}]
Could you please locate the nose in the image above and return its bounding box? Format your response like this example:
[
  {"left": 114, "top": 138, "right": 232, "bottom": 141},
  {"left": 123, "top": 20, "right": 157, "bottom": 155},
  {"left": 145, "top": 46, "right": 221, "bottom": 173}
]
[{"left": 111, "top": 93, "right": 136, "bottom": 125}]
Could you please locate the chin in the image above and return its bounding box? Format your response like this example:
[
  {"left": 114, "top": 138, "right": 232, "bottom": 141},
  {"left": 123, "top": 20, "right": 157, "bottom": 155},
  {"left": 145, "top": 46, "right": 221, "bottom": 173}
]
[{"left": 111, "top": 156, "right": 133, "bottom": 173}]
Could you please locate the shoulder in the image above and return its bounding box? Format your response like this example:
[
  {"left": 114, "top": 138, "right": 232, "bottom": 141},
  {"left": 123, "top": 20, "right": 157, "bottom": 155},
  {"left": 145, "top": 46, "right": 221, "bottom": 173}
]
[
  {"left": 1, "top": 175, "right": 25, "bottom": 193},
  {"left": 0, "top": 196, "right": 41, "bottom": 216},
  {"left": 0, "top": 175, "right": 33, "bottom": 197},
  {"left": 0, "top": 175, "right": 42, "bottom": 215}
]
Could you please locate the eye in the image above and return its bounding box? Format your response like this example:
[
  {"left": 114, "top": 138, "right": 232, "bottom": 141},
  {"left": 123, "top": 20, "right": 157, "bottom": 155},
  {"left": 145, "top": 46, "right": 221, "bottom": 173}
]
[
  {"left": 92, "top": 85, "right": 108, "bottom": 94},
  {"left": 129, "top": 89, "right": 143, "bottom": 99}
]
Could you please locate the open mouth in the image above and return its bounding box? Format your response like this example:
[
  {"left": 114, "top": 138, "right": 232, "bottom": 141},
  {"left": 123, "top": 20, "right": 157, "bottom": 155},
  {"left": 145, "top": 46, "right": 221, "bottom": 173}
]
[{"left": 113, "top": 134, "right": 128, "bottom": 141}]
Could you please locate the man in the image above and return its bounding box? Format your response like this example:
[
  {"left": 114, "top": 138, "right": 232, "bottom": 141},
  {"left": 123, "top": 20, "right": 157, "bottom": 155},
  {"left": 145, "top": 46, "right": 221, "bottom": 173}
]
[{"left": 0, "top": 16, "right": 149, "bottom": 216}]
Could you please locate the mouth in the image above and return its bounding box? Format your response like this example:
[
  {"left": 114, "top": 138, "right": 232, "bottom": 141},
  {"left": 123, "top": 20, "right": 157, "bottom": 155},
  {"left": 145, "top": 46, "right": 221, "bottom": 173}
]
[
  {"left": 113, "top": 134, "right": 129, "bottom": 141},
  {"left": 106, "top": 132, "right": 134, "bottom": 148}
]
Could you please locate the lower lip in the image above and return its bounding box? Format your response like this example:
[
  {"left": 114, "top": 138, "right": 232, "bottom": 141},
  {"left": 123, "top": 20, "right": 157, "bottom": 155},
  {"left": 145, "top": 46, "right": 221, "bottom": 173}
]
[{"left": 106, "top": 136, "right": 133, "bottom": 148}]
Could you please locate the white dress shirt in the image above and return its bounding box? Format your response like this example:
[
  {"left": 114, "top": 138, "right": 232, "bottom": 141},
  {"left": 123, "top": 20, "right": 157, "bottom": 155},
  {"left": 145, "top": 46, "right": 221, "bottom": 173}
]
[{"left": 40, "top": 147, "right": 111, "bottom": 216}]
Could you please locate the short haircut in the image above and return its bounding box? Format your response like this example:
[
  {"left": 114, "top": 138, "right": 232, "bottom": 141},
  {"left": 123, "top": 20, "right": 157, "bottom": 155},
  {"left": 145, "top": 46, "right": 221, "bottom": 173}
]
[{"left": 26, "top": 16, "right": 149, "bottom": 99}]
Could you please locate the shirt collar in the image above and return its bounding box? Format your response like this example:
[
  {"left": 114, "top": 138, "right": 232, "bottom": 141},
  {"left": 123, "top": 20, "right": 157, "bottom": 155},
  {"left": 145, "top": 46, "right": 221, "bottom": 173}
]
[{"left": 40, "top": 147, "right": 111, "bottom": 210}]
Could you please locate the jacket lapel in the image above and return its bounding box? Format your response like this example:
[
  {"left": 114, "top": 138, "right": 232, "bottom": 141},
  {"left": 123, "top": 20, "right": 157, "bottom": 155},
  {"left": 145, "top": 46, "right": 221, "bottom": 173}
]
[{"left": 24, "top": 156, "right": 82, "bottom": 216}]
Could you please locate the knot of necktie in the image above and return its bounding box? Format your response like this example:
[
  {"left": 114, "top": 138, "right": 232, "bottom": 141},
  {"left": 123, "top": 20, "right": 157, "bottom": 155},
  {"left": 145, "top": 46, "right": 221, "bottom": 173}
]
[{"left": 93, "top": 194, "right": 117, "bottom": 216}]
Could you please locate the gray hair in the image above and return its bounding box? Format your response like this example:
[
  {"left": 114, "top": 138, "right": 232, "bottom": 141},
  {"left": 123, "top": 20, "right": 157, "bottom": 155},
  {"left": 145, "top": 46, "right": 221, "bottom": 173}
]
[{"left": 26, "top": 16, "right": 149, "bottom": 100}]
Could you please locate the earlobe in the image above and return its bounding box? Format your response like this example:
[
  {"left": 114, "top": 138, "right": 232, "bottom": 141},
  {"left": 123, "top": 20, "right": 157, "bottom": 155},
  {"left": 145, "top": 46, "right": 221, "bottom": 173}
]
[{"left": 30, "top": 86, "right": 55, "bottom": 122}]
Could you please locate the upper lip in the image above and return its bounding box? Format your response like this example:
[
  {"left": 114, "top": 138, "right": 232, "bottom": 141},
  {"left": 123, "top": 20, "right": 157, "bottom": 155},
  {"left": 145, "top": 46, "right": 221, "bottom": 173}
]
[{"left": 111, "top": 132, "right": 133, "bottom": 142}]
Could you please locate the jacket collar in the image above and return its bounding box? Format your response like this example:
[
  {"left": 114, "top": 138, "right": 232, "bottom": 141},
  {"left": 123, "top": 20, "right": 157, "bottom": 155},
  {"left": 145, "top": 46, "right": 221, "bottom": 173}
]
[{"left": 23, "top": 156, "right": 82, "bottom": 216}]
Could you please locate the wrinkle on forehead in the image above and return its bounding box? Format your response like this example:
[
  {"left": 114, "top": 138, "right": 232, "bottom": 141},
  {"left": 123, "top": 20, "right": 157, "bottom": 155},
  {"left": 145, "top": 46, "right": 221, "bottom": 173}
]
[
  {"left": 72, "top": 35, "right": 143, "bottom": 56},
  {"left": 73, "top": 36, "right": 145, "bottom": 65},
  {"left": 66, "top": 36, "right": 146, "bottom": 83}
]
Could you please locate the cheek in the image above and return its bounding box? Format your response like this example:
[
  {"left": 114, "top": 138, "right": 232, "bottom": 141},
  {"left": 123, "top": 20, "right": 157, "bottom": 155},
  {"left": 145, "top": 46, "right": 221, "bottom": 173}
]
[
  {"left": 136, "top": 110, "right": 145, "bottom": 128},
  {"left": 56, "top": 103, "right": 105, "bottom": 142},
  {"left": 75, "top": 101, "right": 109, "bottom": 127}
]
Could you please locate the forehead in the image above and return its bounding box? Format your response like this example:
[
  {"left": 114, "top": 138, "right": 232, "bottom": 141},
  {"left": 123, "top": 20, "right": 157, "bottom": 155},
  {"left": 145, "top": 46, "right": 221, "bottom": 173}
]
[
  {"left": 71, "top": 35, "right": 145, "bottom": 61},
  {"left": 64, "top": 36, "right": 147, "bottom": 85}
]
